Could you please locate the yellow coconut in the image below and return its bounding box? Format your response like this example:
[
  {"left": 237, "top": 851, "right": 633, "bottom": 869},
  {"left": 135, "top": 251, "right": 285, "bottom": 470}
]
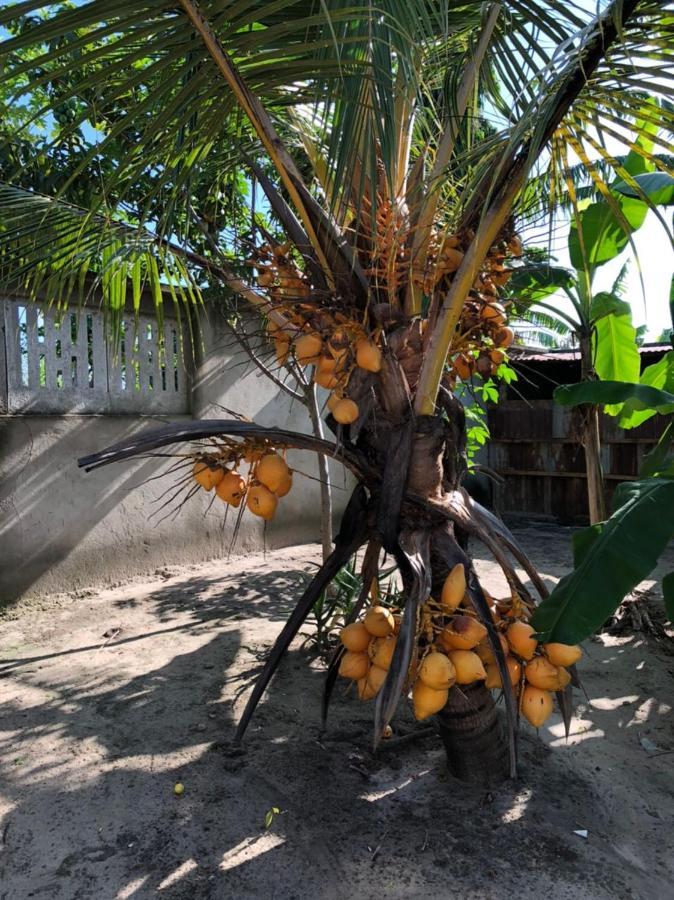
[
  {"left": 494, "top": 326, "right": 514, "bottom": 348},
  {"left": 327, "top": 391, "right": 342, "bottom": 413},
  {"left": 480, "top": 302, "right": 507, "bottom": 325},
  {"left": 357, "top": 664, "right": 387, "bottom": 700},
  {"left": 521, "top": 685, "right": 553, "bottom": 728},
  {"left": 274, "top": 470, "right": 293, "bottom": 498},
  {"left": 338, "top": 651, "right": 369, "bottom": 681},
  {"left": 256, "top": 453, "right": 290, "bottom": 493},
  {"left": 490, "top": 348, "right": 506, "bottom": 366},
  {"left": 484, "top": 656, "right": 521, "bottom": 689},
  {"left": 193, "top": 460, "right": 224, "bottom": 491},
  {"left": 554, "top": 666, "right": 572, "bottom": 689},
  {"left": 363, "top": 605, "right": 395, "bottom": 638},
  {"left": 340, "top": 622, "right": 371, "bottom": 653},
  {"left": 475, "top": 632, "right": 509, "bottom": 664},
  {"left": 438, "top": 247, "right": 464, "bottom": 273},
  {"left": 246, "top": 484, "right": 278, "bottom": 521},
  {"left": 524, "top": 656, "right": 565, "bottom": 691},
  {"left": 438, "top": 615, "right": 487, "bottom": 651},
  {"left": 317, "top": 354, "right": 338, "bottom": 375},
  {"left": 446, "top": 650, "right": 487, "bottom": 685},
  {"left": 506, "top": 621, "right": 538, "bottom": 661},
  {"left": 453, "top": 354, "right": 474, "bottom": 381},
  {"left": 441, "top": 563, "right": 466, "bottom": 613},
  {"left": 215, "top": 471, "right": 246, "bottom": 507},
  {"left": 355, "top": 339, "right": 382, "bottom": 373},
  {"left": 368, "top": 636, "right": 397, "bottom": 670},
  {"left": 412, "top": 681, "right": 449, "bottom": 720},
  {"left": 418, "top": 652, "right": 457, "bottom": 690},
  {"left": 332, "top": 398, "right": 359, "bottom": 425},
  {"left": 294, "top": 332, "right": 323, "bottom": 365},
  {"left": 543, "top": 643, "right": 582, "bottom": 667},
  {"left": 314, "top": 368, "right": 341, "bottom": 390}
]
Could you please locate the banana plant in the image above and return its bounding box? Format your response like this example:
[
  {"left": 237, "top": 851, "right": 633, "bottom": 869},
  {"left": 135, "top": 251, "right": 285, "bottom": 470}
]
[
  {"left": 2, "top": 0, "right": 674, "bottom": 784},
  {"left": 510, "top": 110, "right": 674, "bottom": 523},
  {"left": 533, "top": 378, "right": 674, "bottom": 641}
]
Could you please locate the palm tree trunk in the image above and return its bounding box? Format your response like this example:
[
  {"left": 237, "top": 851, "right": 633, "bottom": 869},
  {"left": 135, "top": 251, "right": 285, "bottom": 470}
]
[
  {"left": 426, "top": 506, "right": 511, "bottom": 784},
  {"left": 579, "top": 333, "right": 607, "bottom": 524},
  {"left": 436, "top": 682, "right": 509, "bottom": 783},
  {"left": 369, "top": 390, "right": 511, "bottom": 783}
]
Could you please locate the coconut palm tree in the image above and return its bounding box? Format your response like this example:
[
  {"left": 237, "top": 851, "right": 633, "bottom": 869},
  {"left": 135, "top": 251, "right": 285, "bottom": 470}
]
[{"left": 1, "top": 0, "right": 674, "bottom": 783}]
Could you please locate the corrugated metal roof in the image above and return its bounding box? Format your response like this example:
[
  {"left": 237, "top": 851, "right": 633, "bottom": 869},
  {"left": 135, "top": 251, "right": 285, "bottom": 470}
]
[{"left": 510, "top": 342, "right": 672, "bottom": 363}]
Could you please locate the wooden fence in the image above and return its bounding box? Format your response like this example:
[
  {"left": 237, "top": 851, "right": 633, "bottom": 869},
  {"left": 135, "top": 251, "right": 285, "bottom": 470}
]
[{"left": 486, "top": 348, "right": 670, "bottom": 523}]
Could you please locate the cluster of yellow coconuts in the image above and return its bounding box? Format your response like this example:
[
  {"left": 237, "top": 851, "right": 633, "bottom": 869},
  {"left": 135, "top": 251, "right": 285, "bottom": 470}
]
[
  {"left": 449, "top": 234, "right": 522, "bottom": 383},
  {"left": 251, "top": 240, "right": 381, "bottom": 426},
  {"left": 192, "top": 447, "right": 292, "bottom": 521},
  {"left": 269, "top": 318, "right": 383, "bottom": 426},
  {"left": 338, "top": 560, "right": 581, "bottom": 729}
]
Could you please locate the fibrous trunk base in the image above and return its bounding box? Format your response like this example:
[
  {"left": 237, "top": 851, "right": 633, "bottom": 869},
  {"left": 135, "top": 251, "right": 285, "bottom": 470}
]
[{"left": 435, "top": 682, "right": 509, "bottom": 784}]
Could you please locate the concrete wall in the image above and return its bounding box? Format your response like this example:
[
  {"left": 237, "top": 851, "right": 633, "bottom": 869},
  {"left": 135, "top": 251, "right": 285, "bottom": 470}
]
[{"left": 0, "top": 303, "right": 351, "bottom": 604}]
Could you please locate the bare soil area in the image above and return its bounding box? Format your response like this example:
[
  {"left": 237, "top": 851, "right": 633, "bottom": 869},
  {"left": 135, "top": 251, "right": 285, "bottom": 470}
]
[{"left": 1, "top": 524, "right": 673, "bottom": 900}]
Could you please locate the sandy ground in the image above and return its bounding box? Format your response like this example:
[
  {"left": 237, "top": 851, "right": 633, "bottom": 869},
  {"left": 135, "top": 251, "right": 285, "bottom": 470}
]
[{"left": 1, "top": 524, "right": 673, "bottom": 900}]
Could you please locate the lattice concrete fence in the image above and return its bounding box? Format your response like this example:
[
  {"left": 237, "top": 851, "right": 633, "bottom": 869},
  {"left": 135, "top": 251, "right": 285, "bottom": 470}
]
[
  {"left": 1, "top": 299, "right": 189, "bottom": 415},
  {"left": 0, "top": 296, "right": 344, "bottom": 604}
]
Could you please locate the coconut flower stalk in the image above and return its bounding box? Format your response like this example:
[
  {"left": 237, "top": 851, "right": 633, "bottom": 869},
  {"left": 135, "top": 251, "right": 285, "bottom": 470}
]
[{"left": 2, "top": 0, "right": 672, "bottom": 783}]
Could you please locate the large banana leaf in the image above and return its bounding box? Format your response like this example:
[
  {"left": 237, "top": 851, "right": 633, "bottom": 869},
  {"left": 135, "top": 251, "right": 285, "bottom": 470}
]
[
  {"left": 593, "top": 312, "right": 640, "bottom": 411},
  {"left": 568, "top": 196, "right": 648, "bottom": 272},
  {"left": 619, "top": 351, "right": 674, "bottom": 428},
  {"left": 531, "top": 477, "right": 674, "bottom": 643},
  {"left": 614, "top": 172, "right": 674, "bottom": 206},
  {"left": 554, "top": 379, "right": 674, "bottom": 413}
]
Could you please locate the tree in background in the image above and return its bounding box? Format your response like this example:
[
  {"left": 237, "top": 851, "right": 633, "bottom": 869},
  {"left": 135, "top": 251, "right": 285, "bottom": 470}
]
[{"left": 1, "top": 0, "right": 674, "bottom": 783}]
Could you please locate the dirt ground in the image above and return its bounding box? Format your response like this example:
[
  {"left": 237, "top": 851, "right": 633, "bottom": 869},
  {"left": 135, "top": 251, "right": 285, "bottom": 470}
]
[{"left": 1, "top": 523, "right": 673, "bottom": 900}]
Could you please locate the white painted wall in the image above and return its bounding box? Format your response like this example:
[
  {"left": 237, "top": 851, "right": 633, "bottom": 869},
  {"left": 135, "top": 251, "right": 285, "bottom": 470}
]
[{"left": 0, "top": 303, "right": 351, "bottom": 604}]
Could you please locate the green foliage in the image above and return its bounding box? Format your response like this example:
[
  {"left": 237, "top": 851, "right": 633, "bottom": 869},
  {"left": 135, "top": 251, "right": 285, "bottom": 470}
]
[
  {"left": 0, "top": 0, "right": 673, "bottom": 329},
  {"left": 264, "top": 807, "right": 281, "bottom": 829},
  {"left": 531, "top": 477, "right": 674, "bottom": 643},
  {"left": 539, "top": 377, "right": 674, "bottom": 641},
  {"left": 619, "top": 352, "right": 674, "bottom": 428},
  {"left": 568, "top": 196, "right": 647, "bottom": 273},
  {"left": 554, "top": 358, "right": 674, "bottom": 428},
  {"left": 464, "top": 402, "right": 490, "bottom": 464},
  {"left": 507, "top": 263, "right": 575, "bottom": 303},
  {"left": 588, "top": 292, "right": 632, "bottom": 320},
  {"left": 455, "top": 367, "right": 517, "bottom": 464},
  {"left": 302, "top": 557, "right": 401, "bottom": 654},
  {"left": 614, "top": 172, "right": 674, "bottom": 206},
  {"left": 592, "top": 311, "right": 640, "bottom": 411},
  {"left": 554, "top": 379, "right": 674, "bottom": 414}
]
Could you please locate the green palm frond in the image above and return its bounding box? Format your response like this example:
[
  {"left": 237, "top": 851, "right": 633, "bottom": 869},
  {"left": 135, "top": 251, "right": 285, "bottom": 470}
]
[
  {"left": 3, "top": 0, "right": 661, "bottom": 241},
  {"left": 511, "top": 310, "right": 575, "bottom": 348},
  {"left": 0, "top": 181, "right": 206, "bottom": 343},
  {"left": 1, "top": 0, "right": 673, "bottom": 370},
  {"left": 611, "top": 261, "right": 630, "bottom": 298}
]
